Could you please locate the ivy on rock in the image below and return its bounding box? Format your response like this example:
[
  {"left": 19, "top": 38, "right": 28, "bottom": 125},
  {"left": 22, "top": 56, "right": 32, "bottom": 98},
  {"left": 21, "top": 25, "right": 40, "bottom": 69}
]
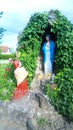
[
  {"left": 17, "top": 10, "right": 73, "bottom": 83},
  {"left": 17, "top": 10, "right": 73, "bottom": 121},
  {"left": 17, "top": 12, "right": 49, "bottom": 84}
]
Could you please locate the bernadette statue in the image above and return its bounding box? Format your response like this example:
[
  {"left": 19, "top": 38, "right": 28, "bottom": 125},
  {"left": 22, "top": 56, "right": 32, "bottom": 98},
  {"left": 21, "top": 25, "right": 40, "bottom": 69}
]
[
  {"left": 42, "top": 34, "right": 55, "bottom": 74},
  {"left": 13, "top": 60, "right": 28, "bottom": 100}
]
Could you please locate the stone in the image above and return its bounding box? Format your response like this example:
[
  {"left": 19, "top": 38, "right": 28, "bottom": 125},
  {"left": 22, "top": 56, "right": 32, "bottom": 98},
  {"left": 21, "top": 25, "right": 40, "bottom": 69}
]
[
  {"left": 27, "top": 118, "right": 38, "bottom": 130},
  {"left": 0, "top": 87, "right": 73, "bottom": 130},
  {"left": 30, "top": 76, "right": 40, "bottom": 90},
  {"left": 36, "top": 112, "right": 42, "bottom": 117},
  {"left": 35, "top": 92, "right": 49, "bottom": 109}
]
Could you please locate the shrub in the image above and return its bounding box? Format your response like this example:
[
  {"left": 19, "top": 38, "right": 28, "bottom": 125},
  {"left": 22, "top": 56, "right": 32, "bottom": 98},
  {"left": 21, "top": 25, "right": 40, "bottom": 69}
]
[
  {"left": 50, "top": 10, "right": 73, "bottom": 72},
  {"left": 0, "top": 53, "right": 16, "bottom": 60},
  {"left": 45, "top": 68, "right": 73, "bottom": 121}
]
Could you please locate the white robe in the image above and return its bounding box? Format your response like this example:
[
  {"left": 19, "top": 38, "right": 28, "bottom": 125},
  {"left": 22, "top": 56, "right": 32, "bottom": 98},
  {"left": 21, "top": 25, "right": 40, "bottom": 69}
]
[
  {"left": 14, "top": 67, "right": 28, "bottom": 86},
  {"left": 44, "top": 44, "right": 52, "bottom": 74}
]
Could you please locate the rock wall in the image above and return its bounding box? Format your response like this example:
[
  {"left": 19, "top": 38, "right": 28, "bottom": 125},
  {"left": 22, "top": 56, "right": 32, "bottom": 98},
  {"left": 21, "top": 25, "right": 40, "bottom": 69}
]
[{"left": 0, "top": 91, "right": 73, "bottom": 130}]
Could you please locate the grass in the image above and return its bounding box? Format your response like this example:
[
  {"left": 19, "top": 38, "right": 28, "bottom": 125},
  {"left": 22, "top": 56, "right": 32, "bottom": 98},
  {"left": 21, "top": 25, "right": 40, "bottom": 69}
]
[{"left": 37, "top": 118, "right": 48, "bottom": 127}]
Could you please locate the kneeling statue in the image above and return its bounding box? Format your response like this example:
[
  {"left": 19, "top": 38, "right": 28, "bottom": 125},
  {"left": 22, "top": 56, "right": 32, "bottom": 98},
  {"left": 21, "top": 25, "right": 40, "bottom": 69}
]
[{"left": 13, "top": 60, "right": 28, "bottom": 100}]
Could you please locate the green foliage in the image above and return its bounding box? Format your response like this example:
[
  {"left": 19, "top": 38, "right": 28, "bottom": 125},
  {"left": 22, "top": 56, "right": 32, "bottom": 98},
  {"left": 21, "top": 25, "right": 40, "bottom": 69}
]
[
  {"left": 37, "top": 118, "right": 47, "bottom": 127},
  {"left": 45, "top": 68, "right": 73, "bottom": 121},
  {"left": 18, "top": 10, "right": 73, "bottom": 82},
  {"left": 18, "top": 12, "right": 48, "bottom": 46},
  {"left": 18, "top": 13, "right": 49, "bottom": 84},
  {"left": 5, "top": 63, "right": 16, "bottom": 84},
  {"left": 0, "top": 63, "right": 16, "bottom": 101},
  {"left": 47, "top": 10, "right": 73, "bottom": 121},
  {"left": 0, "top": 54, "right": 16, "bottom": 60},
  {"left": 50, "top": 10, "right": 73, "bottom": 72},
  {"left": 0, "top": 12, "right": 5, "bottom": 43},
  {"left": 19, "top": 38, "right": 40, "bottom": 84}
]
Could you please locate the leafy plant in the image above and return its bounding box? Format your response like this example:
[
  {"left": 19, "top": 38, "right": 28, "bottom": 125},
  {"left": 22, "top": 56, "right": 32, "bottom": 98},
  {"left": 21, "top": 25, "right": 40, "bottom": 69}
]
[
  {"left": 49, "top": 10, "right": 73, "bottom": 72},
  {"left": 0, "top": 12, "right": 5, "bottom": 43},
  {"left": 45, "top": 68, "right": 73, "bottom": 121},
  {"left": 17, "top": 12, "right": 49, "bottom": 84},
  {"left": 19, "top": 38, "right": 40, "bottom": 84}
]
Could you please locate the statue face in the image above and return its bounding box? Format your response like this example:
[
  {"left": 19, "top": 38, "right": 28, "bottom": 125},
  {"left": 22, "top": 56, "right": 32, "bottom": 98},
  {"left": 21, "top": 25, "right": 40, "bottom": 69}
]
[{"left": 46, "top": 36, "right": 50, "bottom": 42}]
